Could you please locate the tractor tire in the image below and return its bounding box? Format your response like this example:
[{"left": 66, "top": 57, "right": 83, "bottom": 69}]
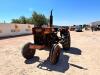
[
  {"left": 62, "top": 31, "right": 71, "bottom": 50},
  {"left": 49, "top": 44, "right": 61, "bottom": 64},
  {"left": 22, "top": 42, "right": 36, "bottom": 59}
]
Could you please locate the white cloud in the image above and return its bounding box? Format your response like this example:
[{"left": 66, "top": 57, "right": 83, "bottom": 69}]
[{"left": 29, "top": 8, "right": 33, "bottom": 12}]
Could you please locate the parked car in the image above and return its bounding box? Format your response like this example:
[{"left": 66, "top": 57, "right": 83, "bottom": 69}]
[{"left": 75, "top": 25, "right": 82, "bottom": 32}]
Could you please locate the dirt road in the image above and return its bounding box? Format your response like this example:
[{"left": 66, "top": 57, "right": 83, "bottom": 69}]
[{"left": 0, "top": 31, "right": 100, "bottom": 75}]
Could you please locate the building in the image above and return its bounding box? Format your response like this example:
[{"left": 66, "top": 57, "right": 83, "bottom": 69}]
[
  {"left": 90, "top": 21, "right": 100, "bottom": 26},
  {"left": 0, "top": 23, "right": 34, "bottom": 37}
]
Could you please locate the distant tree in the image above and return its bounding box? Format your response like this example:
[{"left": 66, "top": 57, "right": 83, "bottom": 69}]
[
  {"left": 19, "top": 16, "right": 27, "bottom": 24},
  {"left": 11, "top": 19, "right": 20, "bottom": 23},
  {"left": 11, "top": 11, "right": 49, "bottom": 26},
  {"left": 73, "top": 25, "right": 76, "bottom": 27},
  {"left": 26, "top": 17, "right": 33, "bottom": 24},
  {"left": 32, "top": 12, "right": 48, "bottom": 27}
]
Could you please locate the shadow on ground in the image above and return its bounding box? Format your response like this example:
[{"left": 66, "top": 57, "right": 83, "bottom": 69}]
[
  {"left": 70, "top": 63, "right": 88, "bottom": 70},
  {"left": 24, "top": 56, "right": 40, "bottom": 64},
  {"left": 37, "top": 52, "right": 69, "bottom": 73},
  {"left": 63, "top": 47, "right": 82, "bottom": 55},
  {"left": 24, "top": 47, "right": 86, "bottom": 73}
]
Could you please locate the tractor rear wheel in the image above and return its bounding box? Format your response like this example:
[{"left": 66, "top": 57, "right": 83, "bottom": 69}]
[
  {"left": 22, "top": 42, "right": 36, "bottom": 59},
  {"left": 62, "top": 31, "right": 71, "bottom": 50},
  {"left": 49, "top": 44, "right": 61, "bottom": 64}
]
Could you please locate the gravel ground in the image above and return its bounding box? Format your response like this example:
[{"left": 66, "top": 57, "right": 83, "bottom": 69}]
[{"left": 0, "top": 31, "right": 100, "bottom": 75}]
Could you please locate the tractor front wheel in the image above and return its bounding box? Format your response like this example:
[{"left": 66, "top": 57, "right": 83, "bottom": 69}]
[
  {"left": 22, "top": 42, "right": 36, "bottom": 59},
  {"left": 49, "top": 44, "right": 61, "bottom": 64}
]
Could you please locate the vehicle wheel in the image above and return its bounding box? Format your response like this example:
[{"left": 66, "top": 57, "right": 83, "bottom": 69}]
[
  {"left": 49, "top": 44, "right": 61, "bottom": 64},
  {"left": 22, "top": 42, "right": 36, "bottom": 59},
  {"left": 62, "top": 31, "right": 71, "bottom": 50}
]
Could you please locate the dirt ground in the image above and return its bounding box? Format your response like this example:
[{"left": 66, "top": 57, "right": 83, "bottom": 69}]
[{"left": 0, "top": 31, "right": 100, "bottom": 75}]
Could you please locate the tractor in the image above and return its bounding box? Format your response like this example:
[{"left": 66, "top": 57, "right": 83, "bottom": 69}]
[{"left": 22, "top": 10, "right": 71, "bottom": 64}]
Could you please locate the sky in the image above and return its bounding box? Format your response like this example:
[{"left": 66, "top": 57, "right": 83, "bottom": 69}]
[{"left": 0, "top": 0, "right": 100, "bottom": 25}]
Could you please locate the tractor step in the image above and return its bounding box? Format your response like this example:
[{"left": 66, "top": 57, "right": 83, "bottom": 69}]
[{"left": 29, "top": 44, "right": 46, "bottom": 49}]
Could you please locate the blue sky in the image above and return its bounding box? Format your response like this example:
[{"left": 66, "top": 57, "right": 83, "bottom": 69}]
[{"left": 0, "top": 0, "right": 100, "bottom": 25}]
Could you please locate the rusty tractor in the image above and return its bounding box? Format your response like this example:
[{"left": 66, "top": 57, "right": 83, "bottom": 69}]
[{"left": 22, "top": 10, "right": 71, "bottom": 64}]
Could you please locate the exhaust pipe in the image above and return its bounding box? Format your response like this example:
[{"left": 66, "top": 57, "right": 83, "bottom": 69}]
[{"left": 50, "top": 10, "right": 53, "bottom": 27}]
